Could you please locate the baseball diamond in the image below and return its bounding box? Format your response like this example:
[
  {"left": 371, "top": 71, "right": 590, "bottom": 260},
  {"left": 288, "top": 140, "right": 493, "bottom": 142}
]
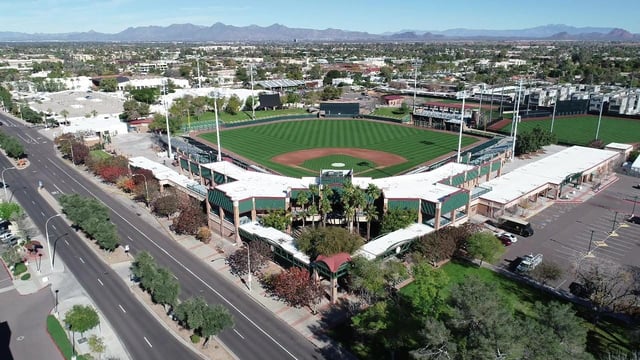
[{"left": 198, "top": 119, "right": 479, "bottom": 178}]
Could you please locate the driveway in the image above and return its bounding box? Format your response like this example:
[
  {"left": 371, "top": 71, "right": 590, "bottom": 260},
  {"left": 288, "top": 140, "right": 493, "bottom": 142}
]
[
  {"left": 0, "top": 286, "right": 61, "bottom": 360},
  {"left": 499, "top": 174, "right": 640, "bottom": 288}
]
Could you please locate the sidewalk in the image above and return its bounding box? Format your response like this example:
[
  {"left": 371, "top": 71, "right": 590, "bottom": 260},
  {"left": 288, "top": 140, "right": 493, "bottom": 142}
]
[
  {"left": 1, "top": 187, "right": 131, "bottom": 360},
  {"left": 48, "top": 139, "right": 356, "bottom": 356}
]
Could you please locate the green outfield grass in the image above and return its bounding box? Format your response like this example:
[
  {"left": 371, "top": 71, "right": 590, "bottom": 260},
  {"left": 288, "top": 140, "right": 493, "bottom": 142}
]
[
  {"left": 199, "top": 119, "right": 477, "bottom": 178},
  {"left": 499, "top": 115, "right": 640, "bottom": 145},
  {"left": 301, "top": 155, "right": 378, "bottom": 174},
  {"left": 195, "top": 108, "right": 308, "bottom": 123}
]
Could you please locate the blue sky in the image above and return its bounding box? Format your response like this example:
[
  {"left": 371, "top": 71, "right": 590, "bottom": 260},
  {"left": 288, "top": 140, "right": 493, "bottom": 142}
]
[{"left": 0, "top": 0, "right": 638, "bottom": 34}]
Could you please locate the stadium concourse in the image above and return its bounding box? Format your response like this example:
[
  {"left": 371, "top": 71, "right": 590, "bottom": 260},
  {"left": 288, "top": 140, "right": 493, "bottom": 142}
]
[{"left": 129, "top": 143, "right": 623, "bottom": 303}]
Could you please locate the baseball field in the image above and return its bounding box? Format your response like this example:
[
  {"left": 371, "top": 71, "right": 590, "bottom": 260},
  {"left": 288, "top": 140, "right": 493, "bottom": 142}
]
[
  {"left": 198, "top": 119, "right": 478, "bottom": 178},
  {"left": 499, "top": 115, "right": 640, "bottom": 146}
]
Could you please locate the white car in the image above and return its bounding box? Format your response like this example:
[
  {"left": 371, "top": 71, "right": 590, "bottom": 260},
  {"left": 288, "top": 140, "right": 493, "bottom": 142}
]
[{"left": 497, "top": 232, "right": 518, "bottom": 245}]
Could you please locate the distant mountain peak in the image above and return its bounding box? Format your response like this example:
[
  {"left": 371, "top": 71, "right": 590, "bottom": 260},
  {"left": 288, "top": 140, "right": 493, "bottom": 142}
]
[{"left": 0, "top": 22, "right": 636, "bottom": 42}]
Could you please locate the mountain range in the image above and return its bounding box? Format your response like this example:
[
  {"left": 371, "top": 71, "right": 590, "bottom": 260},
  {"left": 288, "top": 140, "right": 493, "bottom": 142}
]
[{"left": 0, "top": 23, "right": 638, "bottom": 42}]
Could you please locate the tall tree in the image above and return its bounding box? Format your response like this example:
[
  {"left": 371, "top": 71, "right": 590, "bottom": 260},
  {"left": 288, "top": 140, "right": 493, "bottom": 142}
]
[
  {"left": 64, "top": 305, "right": 100, "bottom": 337},
  {"left": 448, "top": 275, "right": 518, "bottom": 359},
  {"left": 466, "top": 231, "right": 503, "bottom": 265},
  {"left": 151, "top": 267, "right": 180, "bottom": 310},
  {"left": 407, "top": 263, "right": 449, "bottom": 319}
]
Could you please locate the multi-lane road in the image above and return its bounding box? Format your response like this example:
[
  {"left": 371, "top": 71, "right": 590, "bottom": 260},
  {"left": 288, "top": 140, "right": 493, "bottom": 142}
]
[{"left": 0, "top": 113, "right": 324, "bottom": 360}]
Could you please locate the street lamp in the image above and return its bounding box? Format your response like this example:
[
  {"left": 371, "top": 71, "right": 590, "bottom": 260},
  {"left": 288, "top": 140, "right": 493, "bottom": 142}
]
[
  {"left": 1, "top": 166, "right": 16, "bottom": 200},
  {"left": 55, "top": 289, "right": 59, "bottom": 314},
  {"left": 46, "top": 214, "right": 63, "bottom": 270},
  {"left": 131, "top": 173, "right": 149, "bottom": 206}
]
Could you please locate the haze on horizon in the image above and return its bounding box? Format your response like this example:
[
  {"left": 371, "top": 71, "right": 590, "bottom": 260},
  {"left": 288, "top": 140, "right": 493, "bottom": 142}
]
[{"left": 0, "top": 0, "right": 638, "bottom": 35}]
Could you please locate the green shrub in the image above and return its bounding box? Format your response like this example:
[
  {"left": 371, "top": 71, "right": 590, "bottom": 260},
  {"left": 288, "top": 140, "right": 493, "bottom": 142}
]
[
  {"left": 190, "top": 334, "right": 200, "bottom": 343},
  {"left": 12, "top": 262, "right": 27, "bottom": 276},
  {"left": 20, "top": 272, "right": 31, "bottom": 280}
]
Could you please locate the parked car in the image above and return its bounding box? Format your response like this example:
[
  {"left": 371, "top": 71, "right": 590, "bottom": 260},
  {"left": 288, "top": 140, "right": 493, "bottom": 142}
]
[
  {"left": 0, "top": 232, "right": 14, "bottom": 241},
  {"left": 516, "top": 253, "right": 543, "bottom": 272},
  {"left": 497, "top": 232, "right": 518, "bottom": 246}
]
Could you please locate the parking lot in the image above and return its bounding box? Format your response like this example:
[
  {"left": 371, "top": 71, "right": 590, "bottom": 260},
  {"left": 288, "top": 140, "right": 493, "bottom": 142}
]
[{"left": 499, "top": 173, "right": 640, "bottom": 288}]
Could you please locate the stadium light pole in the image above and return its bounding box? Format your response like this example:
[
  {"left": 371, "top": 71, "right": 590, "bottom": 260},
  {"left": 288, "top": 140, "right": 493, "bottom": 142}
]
[
  {"left": 456, "top": 92, "right": 466, "bottom": 163},
  {"left": 163, "top": 81, "right": 173, "bottom": 160},
  {"left": 595, "top": 95, "right": 605, "bottom": 140},
  {"left": 250, "top": 62, "right": 256, "bottom": 120},
  {"left": 213, "top": 92, "right": 222, "bottom": 162},
  {"left": 412, "top": 58, "right": 418, "bottom": 113},
  {"left": 478, "top": 83, "right": 484, "bottom": 128},
  {"left": 510, "top": 78, "right": 523, "bottom": 161},
  {"left": 550, "top": 89, "right": 559, "bottom": 133}
]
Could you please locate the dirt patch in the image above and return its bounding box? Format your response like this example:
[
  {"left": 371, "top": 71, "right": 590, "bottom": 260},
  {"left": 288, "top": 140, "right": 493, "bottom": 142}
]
[{"left": 272, "top": 148, "right": 406, "bottom": 168}]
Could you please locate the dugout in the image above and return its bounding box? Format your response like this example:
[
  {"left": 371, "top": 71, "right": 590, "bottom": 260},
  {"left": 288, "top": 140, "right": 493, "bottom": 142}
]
[{"left": 319, "top": 102, "right": 360, "bottom": 117}]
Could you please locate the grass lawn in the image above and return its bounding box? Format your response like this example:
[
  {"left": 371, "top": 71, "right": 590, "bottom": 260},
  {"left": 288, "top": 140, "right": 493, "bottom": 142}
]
[
  {"left": 199, "top": 120, "right": 477, "bottom": 178},
  {"left": 88, "top": 150, "right": 111, "bottom": 160},
  {"left": 371, "top": 107, "right": 408, "bottom": 119},
  {"left": 400, "top": 261, "right": 636, "bottom": 356},
  {"left": 193, "top": 108, "right": 308, "bottom": 124},
  {"left": 499, "top": 115, "right": 640, "bottom": 145},
  {"left": 47, "top": 315, "right": 75, "bottom": 359}
]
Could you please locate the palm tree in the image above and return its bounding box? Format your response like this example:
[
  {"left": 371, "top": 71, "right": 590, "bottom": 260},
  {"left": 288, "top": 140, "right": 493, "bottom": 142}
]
[
  {"left": 320, "top": 187, "right": 333, "bottom": 227},
  {"left": 342, "top": 181, "right": 356, "bottom": 233},
  {"left": 364, "top": 184, "right": 382, "bottom": 239},
  {"left": 60, "top": 109, "right": 69, "bottom": 124},
  {"left": 353, "top": 186, "right": 367, "bottom": 234},
  {"left": 307, "top": 203, "right": 319, "bottom": 227},
  {"left": 364, "top": 203, "right": 379, "bottom": 241},
  {"left": 296, "top": 191, "right": 310, "bottom": 228}
]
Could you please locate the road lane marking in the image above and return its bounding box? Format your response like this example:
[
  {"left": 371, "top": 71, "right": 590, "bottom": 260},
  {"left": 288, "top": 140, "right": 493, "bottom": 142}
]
[
  {"left": 119, "top": 304, "right": 126, "bottom": 313},
  {"left": 52, "top": 225, "right": 57, "bottom": 230},
  {"left": 97, "top": 278, "right": 104, "bottom": 286},
  {"left": 233, "top": 329, "right": 245, "bottom": 339},
  {"left": 41, "top": 211, "right": 45, "bottom": 217},
  {"left": 172, "top": 274, "right": 178, "bottom": 280},
  {"left": 48, "top": 158, "right": 299, "bottom": 360},
  {"left": 127, "top": 236, "right": 134, "bottom": 242},
  {"left": 64, "top": 239, "right": 69, "bottom": 246},
  {"left": 78, "top": 257, "right": 85, "bottom": 264},
  {"left": 31, "top": 200, "right": 35, "bottom": 205},
  {"left": 144, "top": 336, "right": 152, "bottom": 348},
  {"left": 53, "top": 183, "right": 64, "bottom": 194}
]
